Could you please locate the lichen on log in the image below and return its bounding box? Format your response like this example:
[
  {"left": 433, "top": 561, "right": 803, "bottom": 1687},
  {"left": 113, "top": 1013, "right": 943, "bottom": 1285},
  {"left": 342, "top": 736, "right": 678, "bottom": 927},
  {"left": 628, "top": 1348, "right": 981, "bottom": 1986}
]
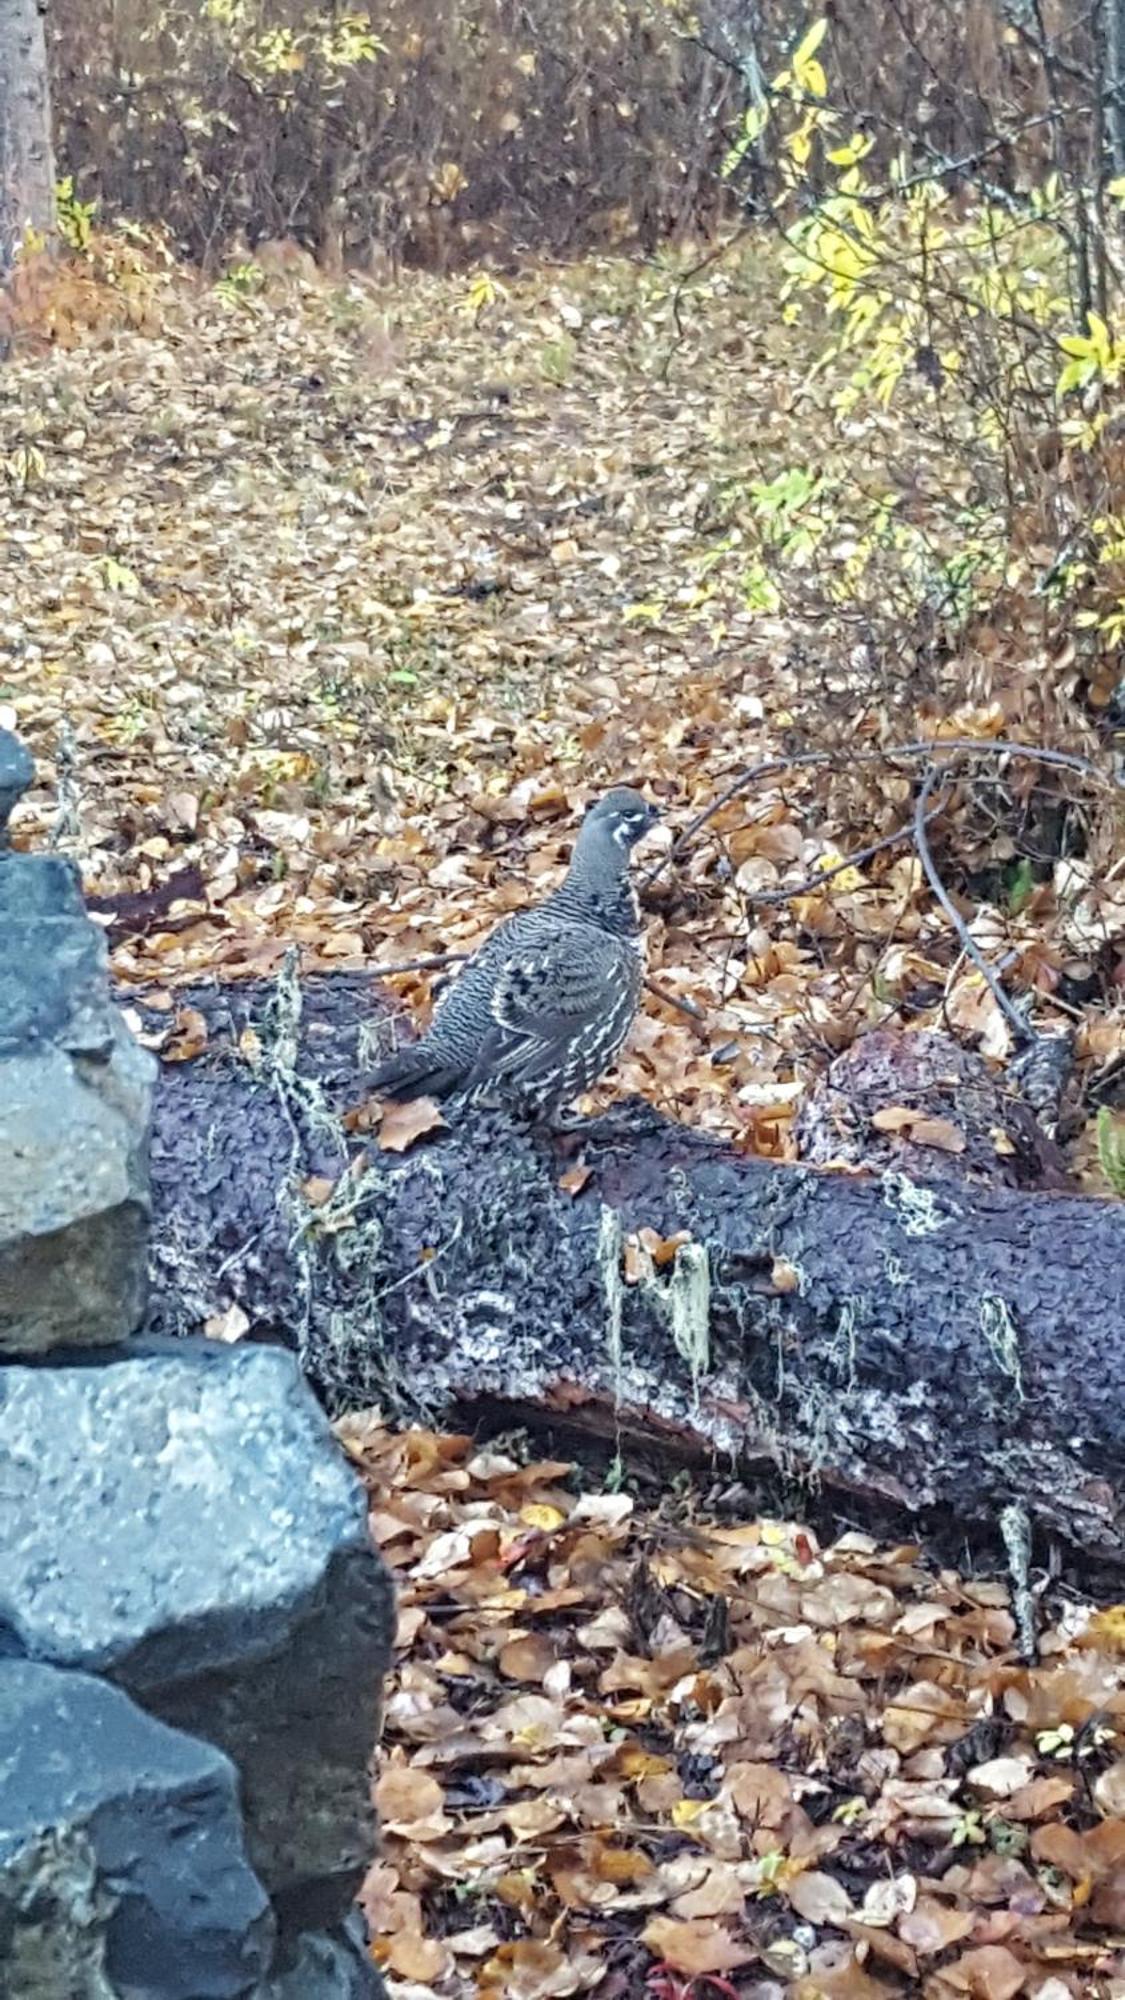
[{"left": 137, "top": 971, "right": 1125, "bottom": 1567}]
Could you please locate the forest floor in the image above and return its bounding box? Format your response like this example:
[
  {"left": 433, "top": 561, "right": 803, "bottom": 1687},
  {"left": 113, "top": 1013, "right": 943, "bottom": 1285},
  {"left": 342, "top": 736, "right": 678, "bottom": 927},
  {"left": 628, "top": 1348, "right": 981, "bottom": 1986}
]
[
  {"left": 4, "top": 239, "right": 1125, "bottom": 1996},
  {"left": 4, "top": 236, "right": 1123, "bottom": 1167}
]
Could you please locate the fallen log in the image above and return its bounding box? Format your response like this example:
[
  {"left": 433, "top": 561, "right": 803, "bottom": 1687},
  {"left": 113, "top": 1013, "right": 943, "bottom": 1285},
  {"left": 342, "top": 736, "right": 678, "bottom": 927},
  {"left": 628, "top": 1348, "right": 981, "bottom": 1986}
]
[{"left": 136, "top": 968, "right": 1125, "bottom": 1569}]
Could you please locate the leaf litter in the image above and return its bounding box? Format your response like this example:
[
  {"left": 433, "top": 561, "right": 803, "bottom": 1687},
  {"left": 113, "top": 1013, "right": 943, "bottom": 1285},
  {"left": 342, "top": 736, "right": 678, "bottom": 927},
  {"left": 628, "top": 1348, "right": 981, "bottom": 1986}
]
[
  {"left": 341, "top": 1416, "right": 1125, "bottom": 1998},
  {"left": 2, "top": 241, "right": 1123, "bottom": 1180}
]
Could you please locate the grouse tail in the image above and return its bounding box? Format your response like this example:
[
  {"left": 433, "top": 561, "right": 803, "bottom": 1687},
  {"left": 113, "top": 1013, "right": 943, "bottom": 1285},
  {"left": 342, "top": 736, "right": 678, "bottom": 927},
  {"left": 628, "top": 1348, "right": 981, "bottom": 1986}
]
[{"left": 367, "top": 1042, "right": 464, "bottom": 1103}]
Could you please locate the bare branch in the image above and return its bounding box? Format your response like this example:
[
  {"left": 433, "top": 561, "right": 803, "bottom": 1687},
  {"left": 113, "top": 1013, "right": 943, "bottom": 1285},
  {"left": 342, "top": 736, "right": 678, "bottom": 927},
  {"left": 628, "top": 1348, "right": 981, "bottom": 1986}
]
[
  {"left": 913, "top": 762, "right": 1032, "bottom": 1046},
  {"left": 642, "top": 737, "right": 1109, "bottom": 889}
]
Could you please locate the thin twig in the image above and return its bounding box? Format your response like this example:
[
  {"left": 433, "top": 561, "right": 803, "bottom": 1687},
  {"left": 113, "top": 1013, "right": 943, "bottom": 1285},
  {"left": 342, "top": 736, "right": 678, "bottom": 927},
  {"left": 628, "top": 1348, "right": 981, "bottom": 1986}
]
[
  {"left": 750, "top": 807, "right": 944, "bottom": 905},
  {"left": 372, "top": 951, "right": 467, "bottom": 979},
  {"left": 644, "top": 977, "right": 709, "bottom": 1038},
  {"left": 914, "top": 763, "right": 1032, "bottom": 1046},
  {"left": 642, "top": 736, "right": 1108, "bottom": 888}
]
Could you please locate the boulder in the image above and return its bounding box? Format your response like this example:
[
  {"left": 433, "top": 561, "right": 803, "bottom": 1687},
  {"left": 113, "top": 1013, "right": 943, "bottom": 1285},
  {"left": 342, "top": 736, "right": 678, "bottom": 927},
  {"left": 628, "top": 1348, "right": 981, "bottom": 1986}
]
[
  {"left": 0, "top": 1339, "right": 395, "bottom": 1920},
  {"left": 0, "top": 1656, "right": 274, "bottom": 2000},
  {"left": 0, "top": 732, "right": 154, "bottom": 1354},
  {"left": 263, "top": 1916, "right": 384, "bottom": 1999}
]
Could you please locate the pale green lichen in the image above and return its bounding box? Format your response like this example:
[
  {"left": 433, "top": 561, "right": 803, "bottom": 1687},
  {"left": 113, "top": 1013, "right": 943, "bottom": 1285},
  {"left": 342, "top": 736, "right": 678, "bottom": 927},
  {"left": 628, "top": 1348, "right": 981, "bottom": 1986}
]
[
  {"left": 1000, "top": 1500, "right": 1037, "bottom": 1661},
  {"left": 881, "top": 1170, "right": 947, "bottom": 1238},
  {"left": 662, "top": 1240, "right": 712, "bottom": 1393},
  {"left": 616, "top": 1233, "right": 713, "bottom": 1405},
  {"left": 980, "top": 1293, "right": 1023, "bottom": 1400},
  {"left": 597, "top": 1205, "right": 625, "bottom": 1378},
  {"left": 4, "top": 1823, "right": 115, "bottom": 2000},
  {"left": 830, "top": 1297, "right": 858, "bottom": 1387}
]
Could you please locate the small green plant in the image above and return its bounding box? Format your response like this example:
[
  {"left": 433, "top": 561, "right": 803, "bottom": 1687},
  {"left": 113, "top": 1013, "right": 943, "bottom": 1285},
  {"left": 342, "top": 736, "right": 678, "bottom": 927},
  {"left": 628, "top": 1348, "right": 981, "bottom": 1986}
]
[
  {"left": 1036, "top": 1719, "right": 1117, "bottom": 1759},
  {"left": 215, "top": 262, "right": 265, "bottom": 305},
  {"left": 320, "top": 12, "right": 384, "bottom": 65},
  {"left": 98, "top": 555, "right": 140, "bottom": 595},
  {"left": 754, "top": 1847, "right": 787, "bottom": 1893},
  {"left": 55, "top": 176, "right": 97, "bottom": 253},
  {"left": 749, "top": 465, "right": 828, "bottom": 561},
  {"left": 539, "top": 335, "right": 576, "bottom": 385}
]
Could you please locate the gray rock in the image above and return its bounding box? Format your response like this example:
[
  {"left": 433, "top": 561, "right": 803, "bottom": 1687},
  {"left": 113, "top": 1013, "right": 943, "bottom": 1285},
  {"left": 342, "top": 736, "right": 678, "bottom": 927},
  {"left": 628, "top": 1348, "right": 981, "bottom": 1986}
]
[
  {"left": 0, "top": 728, "right": 33, "bottom": 843},
  {"left": 0, "top": 1339, "right": 395, "bottom": 1911},
  {"left": 0, "top": 785, "right": 154, "bottom": 1354},
  {"left": 263, "top": 1915, "right": 387, "bottom": 2000},
  {"left": 0, "top": 1657, "right": 274, "bottom": 2000}
]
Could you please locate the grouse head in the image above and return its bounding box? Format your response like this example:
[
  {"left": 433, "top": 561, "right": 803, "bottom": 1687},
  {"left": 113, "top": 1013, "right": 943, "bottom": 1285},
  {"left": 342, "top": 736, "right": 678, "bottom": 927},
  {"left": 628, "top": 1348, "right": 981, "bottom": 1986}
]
[{"left": 578, "top": 786, "right": 659, "bottom": 853}]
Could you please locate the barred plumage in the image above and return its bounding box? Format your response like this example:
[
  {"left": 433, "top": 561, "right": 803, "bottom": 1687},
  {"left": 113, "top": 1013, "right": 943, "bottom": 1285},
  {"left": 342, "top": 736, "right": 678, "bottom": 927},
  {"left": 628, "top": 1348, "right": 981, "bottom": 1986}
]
[{"left": 369, "top": 787, "right": 658, "bottom": 1122}]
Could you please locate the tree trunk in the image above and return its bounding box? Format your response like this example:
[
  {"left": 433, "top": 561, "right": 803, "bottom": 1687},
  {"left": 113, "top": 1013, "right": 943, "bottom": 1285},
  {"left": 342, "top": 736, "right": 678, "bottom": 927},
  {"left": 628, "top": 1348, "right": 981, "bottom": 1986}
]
[
  {"left": 136, "top": 970, "right": 1125, "bottom": 1575},
  {"left": 1105, "top": 0, "right": 1125, "bottom": 180},
  {"left": 0, "top": 0, "right": 55, "bottom": 274}
]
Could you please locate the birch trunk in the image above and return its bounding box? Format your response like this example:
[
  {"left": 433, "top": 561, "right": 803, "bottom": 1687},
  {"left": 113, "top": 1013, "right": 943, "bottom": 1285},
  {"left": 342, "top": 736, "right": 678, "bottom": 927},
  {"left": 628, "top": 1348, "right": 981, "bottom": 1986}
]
[{"left": 0, "top": 0, "right": 55, "bottom": 274}]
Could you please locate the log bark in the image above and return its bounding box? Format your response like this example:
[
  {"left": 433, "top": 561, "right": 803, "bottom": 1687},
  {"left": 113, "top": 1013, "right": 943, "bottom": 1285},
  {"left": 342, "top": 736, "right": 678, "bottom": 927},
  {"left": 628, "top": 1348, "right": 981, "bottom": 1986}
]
[{"left": 137, "top": 970, "right": 1125, "bottom": 1569}]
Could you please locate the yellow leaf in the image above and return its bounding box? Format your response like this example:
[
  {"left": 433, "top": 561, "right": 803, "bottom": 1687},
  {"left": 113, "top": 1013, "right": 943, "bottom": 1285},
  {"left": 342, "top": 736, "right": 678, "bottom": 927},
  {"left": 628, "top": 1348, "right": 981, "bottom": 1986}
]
[
  {"left": 791, "top": 16, "right": 828, "bottom": 72},
  {"left": 1085, "top": 1605, "right": 1125, "bottom": 1652},
  {"left": 672, "top": 1798, "right": 709, "bottom": 1827},
  {"left": 1088, "top": 310, "right": 1112, "bottom": 363},
  {"left": 519, "top": 1503, "right": 566, "bottom": 1531},
  {"left": 1057, "top": 357, "right": 1094, "bottom": 396},
  {"left": 800, "top": 56, "right": 827, "bottom": 97},
  {"left": 617, "top": 1746, "right": 673, "bottom": 1780},
  {"left": 828, "top": 133, "right": 873, "bottom": 167},
  {"left": 814, "top": 846, "right": 865, "bottom": 891}
]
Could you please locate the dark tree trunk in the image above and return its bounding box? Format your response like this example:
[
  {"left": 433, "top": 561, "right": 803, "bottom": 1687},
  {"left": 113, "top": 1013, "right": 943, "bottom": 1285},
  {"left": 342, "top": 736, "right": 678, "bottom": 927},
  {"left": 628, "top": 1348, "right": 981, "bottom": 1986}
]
[
  {"left": 138, "top": 971, "right": 1125, "bottom": 1570},
  {"left": 1106, "top": 0, "right": 1125, "bottom": 198},
  {"left": 0, "top": 0, "right": 55, "bottom": 273}
]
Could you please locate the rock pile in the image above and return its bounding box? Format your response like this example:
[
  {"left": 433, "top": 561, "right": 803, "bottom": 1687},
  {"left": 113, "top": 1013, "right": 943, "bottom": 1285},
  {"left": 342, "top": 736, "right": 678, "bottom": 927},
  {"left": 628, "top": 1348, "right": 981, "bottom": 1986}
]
[{"left": 0, "top": 729, "right": 394, "bottom": 1999}]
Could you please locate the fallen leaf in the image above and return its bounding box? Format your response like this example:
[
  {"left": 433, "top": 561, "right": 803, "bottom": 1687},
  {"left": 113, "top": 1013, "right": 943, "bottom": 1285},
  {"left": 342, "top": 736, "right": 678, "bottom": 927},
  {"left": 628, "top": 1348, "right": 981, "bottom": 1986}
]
[
  {"left": 377, "top": 1096, "right": 447, "bottom": 1151},
  {"left": 499, "top": 1633, "right": 559, "bottom": 1682},
  {"left": 968, "top": 1754, "right": 1035, "bottom": 1798},
  {"left": 203, "top": 1301, "right": 249, "bottom": 1343},
  {"left": 899, "top": 1894, "right": 976, "bottom": 1955},
  {"left": 164, "top": 1006, "right": 209, "bottom": 1062},
  {"left": 166, "top": 789, "right": 200, "bottom": 833},
  {"left": 871, "top": 1105, "right": 966, "bottom": 1151},
  {"left": 375, "top": 1762, "right": 450, "bottom": 1837},
  {"left": 787, "top": 1868, "right": 853, "bottom": 1926},
  {"left": 481, "top": 1937, "right": 588, "bottom": 2000},
  {"left": 940, "top": 1942, "right": 1028, "bottom": 1998},
  {"left": 639, "top": 1916, "right": 755, "bottom": 1975},
  {"left": 383, "top": 1931, "right": 453, "bottom": 1980}
]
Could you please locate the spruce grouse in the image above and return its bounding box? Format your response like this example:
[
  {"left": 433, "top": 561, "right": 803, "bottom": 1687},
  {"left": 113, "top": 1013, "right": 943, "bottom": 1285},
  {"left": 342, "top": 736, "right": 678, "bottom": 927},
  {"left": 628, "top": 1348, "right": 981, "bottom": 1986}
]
[{"left": 369, "top": 787, "right": 659, "bottom": 1121}]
